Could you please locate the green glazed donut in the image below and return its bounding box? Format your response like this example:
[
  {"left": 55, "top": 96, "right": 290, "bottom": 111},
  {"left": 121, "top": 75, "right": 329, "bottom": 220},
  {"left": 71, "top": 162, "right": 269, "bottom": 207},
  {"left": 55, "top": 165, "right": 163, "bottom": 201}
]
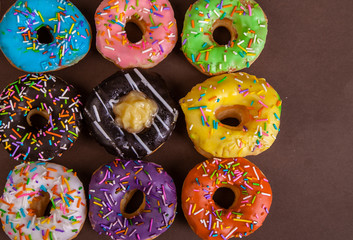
[{"left": 181, "top": 0, "right": 268, "bottom": 75}]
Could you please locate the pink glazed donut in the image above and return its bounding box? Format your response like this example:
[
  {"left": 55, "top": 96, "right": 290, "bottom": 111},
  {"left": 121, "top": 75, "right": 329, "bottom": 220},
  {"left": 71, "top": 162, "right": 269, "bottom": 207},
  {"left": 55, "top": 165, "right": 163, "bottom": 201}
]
[{"left": 95, "top": 0, "right": 178, "bottom": 69}]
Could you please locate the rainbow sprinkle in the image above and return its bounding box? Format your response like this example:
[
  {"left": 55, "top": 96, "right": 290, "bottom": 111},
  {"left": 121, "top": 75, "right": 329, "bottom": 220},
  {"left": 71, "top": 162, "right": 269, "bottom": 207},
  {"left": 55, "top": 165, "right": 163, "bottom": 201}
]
[
  {"left": 0, "top": 0, "right": 92, "bottom": 73},
  {"left": 88, "top": 159, "right": 177, "bottom": 240},
  {"left": 0, "top": 74, "right": 83, "bottom": 161},
  {"left": 0, "top": 161, "right": 86, "bottom": 240},
  {"left": 181, "top": 0, "right": 268, "bottom": 75}
]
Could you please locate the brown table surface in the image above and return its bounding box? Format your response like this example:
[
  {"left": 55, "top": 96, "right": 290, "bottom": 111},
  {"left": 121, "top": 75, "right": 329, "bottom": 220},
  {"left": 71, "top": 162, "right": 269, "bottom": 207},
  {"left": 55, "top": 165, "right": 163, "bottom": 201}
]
[{"left": 0, "top": 0, "right": 352, "bottom": 239}]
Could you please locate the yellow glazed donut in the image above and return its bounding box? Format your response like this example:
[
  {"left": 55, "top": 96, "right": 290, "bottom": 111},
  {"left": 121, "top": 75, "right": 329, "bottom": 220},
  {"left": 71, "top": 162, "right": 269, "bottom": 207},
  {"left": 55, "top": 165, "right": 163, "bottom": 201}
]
[{"left": 180, "top": 72, "right": 282, "bottom": 158}]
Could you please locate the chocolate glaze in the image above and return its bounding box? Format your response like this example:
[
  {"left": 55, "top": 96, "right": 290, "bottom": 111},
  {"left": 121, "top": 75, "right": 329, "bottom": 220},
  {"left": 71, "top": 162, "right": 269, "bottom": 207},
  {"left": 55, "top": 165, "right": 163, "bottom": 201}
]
[
  {"left": 0, "top": 74, "right": 83, "bottom": 161},
  {"left": 83, "top": 68, "right": 178, "bottom": 159},
  {"left": 88, "top": 159, "right": 177, "bottom": 240}
]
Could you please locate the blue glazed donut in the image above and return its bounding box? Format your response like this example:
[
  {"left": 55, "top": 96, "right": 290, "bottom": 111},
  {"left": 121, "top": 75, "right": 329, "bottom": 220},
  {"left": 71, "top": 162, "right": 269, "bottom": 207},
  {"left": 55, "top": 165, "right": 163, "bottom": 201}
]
[{"left": 0, "top": 0, "right": 91, "bottom": 73}]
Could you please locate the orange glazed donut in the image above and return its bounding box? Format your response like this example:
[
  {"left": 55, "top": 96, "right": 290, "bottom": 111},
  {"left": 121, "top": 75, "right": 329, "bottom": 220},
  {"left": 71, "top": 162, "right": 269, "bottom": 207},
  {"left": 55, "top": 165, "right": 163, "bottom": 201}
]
[{"left": 182, "top": 157, "right": 272, "bottom": 239}]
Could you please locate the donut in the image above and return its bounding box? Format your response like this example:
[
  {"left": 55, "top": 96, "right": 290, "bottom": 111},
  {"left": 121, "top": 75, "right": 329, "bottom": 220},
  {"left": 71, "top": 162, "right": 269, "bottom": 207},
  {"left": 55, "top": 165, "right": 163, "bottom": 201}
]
[
  {"left": 0, "top": 0, "right": 91, "bottom": 73},
  {"left": 84, "top": 68, "right": 178, "bottom": 159},
  {"left": 95, "top": 0, "right": 177, "bottom": 69},
  {"left": 181, "top": 0, "right": 268, "bottom": 75},
  {"left": 0, "top": 74, "right": 83, "bottom": 161},
  {"left": 88, "top": 159, "right": 177, "bottom": 240},
  {"left": 0, "top": 161, "right": 87, "bottom": 240},
  {"left": 179, "top": 72, "right": 281, "bottom": 158},
  {"left": 182, "top": 157, "right": 272, "bottom": 239}
]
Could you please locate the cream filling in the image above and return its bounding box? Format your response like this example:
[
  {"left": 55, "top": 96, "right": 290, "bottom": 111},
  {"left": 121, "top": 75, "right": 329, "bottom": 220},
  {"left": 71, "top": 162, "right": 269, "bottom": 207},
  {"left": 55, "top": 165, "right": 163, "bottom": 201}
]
[{"left": 113, "top": 91, "right": 158, "bottom": 133}]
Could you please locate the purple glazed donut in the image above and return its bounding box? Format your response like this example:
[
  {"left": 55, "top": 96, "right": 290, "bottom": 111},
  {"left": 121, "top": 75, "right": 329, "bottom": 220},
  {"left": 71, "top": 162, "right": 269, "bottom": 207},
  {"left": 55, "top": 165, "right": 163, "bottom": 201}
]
[{"left": 88, "top": 159, "right": 177, "bottom": 240}]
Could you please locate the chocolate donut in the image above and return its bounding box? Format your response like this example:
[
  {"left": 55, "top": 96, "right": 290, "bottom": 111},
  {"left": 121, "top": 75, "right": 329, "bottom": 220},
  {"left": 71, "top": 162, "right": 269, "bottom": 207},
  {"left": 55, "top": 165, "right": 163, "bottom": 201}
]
[
  {"left": 84, "top": 68, "right": 178, "bottom": 159},
  {"left": 0, "top": 74, "right": 83, "bottom": 161},
  {"left": 88, "top": 159, "right": 177, "bottom": 240}
]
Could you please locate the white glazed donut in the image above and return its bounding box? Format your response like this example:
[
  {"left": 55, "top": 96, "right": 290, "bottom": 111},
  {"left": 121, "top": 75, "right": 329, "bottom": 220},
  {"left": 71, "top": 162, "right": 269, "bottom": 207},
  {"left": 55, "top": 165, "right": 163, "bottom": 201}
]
[{"left": 0, "top": 162, "right": 87, "bottom": 240}]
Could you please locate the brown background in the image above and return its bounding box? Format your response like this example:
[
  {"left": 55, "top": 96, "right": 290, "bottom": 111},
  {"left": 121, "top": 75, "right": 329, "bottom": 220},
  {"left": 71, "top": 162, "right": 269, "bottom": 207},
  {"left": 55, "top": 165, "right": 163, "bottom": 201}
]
[{"left": 0, "top": 0, "right": 352, "bottom": 239}]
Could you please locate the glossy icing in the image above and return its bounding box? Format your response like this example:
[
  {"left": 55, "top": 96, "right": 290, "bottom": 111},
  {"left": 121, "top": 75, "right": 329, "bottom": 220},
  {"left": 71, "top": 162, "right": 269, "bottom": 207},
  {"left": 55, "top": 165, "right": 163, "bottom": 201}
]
[
  {"left": 182, "top": 157, "right": 272, "bottom": 239},
  {"left": 95, "top": 0, "right": 177, "bottom": 69},
  {"left": 180, "top": 72, "right": 281, "bottom": 158},
  {"left": 0, "top": 162, "right": 87, "bottom": 240},
  {"left": 89, "top": 159, "right": 177, "bottom": 240},
  {"left": 181, "top": 0, "right": 267, "bottom": 75},
  {"left": 84, "top": 68, "right": 178, "bottom": 159},
  {"left": 0, "top": 74, "right": 83, "bottom": 161},
  {"left": 0, "top": 0, "right": 91, "bottom": 73}
]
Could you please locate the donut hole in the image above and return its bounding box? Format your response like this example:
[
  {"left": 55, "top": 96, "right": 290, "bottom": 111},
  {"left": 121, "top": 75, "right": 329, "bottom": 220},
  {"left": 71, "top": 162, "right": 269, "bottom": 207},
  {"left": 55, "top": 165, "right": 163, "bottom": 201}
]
[
  {"left": 213, "top": 27, "right": 232, "bottom": 46},
  {"left": 213, "top": 187, "right": 236, "bottom": 209},
  {"left": 43, "top": 200, "right": 54, "bottom": 217},
  {"left": 26, "top": 109, "right": 50, "bottom": 130},
  {"left": 215, "top": 105, "right": 250, "bottom": 130},
  {"left": 120, "top": 189, "right": 146, "bottom": 218},
  {"left": 211, "top": 19, "right": 238, "bottom": 46},
  {"left": 30, "top": 191, "right": 53, "bottom": 218},
  {"left": 220, "top": 117, "right": 241, "bottom": 127},
  {"left": 37, "top": 26, "right": 54, "bottom": 44},
  {"left": 125, "top": 20, "right": 145, "bottom": 43}
]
